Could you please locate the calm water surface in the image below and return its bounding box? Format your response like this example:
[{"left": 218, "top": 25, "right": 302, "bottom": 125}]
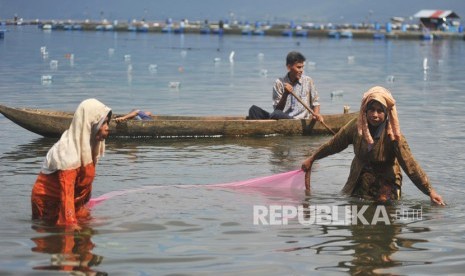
[{"left": 1, "top": 26, "right": 465, "bottom": 275}]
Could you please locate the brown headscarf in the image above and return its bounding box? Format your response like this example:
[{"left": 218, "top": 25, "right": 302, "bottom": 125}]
[{"left": 357, "top": 86, "right": 401, "bottom": 146}]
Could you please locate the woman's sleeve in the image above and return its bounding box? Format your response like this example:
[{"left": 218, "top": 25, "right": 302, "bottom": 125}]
[
  {"left": 394, "top": 136, "right": 432, "bottom": 195},
  {"left": 56, "top": 169, "right": 79, "bottom": 225},
  {"left": 312, "top": 118, "right": 355, "bottom": 160}
]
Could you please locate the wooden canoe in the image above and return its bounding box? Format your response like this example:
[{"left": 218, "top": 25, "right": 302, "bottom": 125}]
[{"left": 0, "top": 104, "right": 357, "bottom": 138}]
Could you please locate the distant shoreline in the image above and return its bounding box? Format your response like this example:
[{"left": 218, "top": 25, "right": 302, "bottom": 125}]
[{"left": 3, "top": 19, "right": 465, "bottom": 41}]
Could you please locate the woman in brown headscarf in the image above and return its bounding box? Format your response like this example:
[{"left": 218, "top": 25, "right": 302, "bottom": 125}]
[{"left": 301, "top": 86, "right": 444, "bottom": 205}]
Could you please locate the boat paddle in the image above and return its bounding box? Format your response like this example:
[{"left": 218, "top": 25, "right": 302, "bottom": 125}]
[
  {"left": 287, "top": 90, "right": 336, "bottom": 135},
  {"left": 287, "top": 90, "right": 336, "bottom": 190}
]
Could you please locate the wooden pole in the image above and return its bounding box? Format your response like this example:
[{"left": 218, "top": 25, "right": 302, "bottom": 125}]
[
  {"left": 287, "top": 90, "right": 339, "bottom": 190},
  {"left": 288, "top": 90, "right": 336, "bottom": 135}
]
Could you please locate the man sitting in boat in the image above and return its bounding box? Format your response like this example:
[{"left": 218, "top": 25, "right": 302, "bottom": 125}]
[
  {"left": 248, "top": 51, "right": 323, "bottom": 122},
  {"left": 114, "top": 109, "right": 153, "bottom": 122}
]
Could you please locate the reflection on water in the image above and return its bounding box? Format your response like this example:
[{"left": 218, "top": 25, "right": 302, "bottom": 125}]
[
  {"left": 279, "top": 201, "right": 431, "bottom": 275},
  {"left": 1, "top": 138, "right": 56, "bottom": 162},
  {"left": 31, "top": 223, "right": 107, "bottom": 275}
]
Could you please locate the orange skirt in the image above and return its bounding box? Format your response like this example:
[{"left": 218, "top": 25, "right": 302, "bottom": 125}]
[{"left": 31, "top": 164, "right": 95, "bottom": 225}]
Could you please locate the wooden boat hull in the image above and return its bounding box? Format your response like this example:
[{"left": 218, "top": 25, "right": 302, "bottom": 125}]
[{"left": 0, "top": 104, "right": 357, "bottom": 138}]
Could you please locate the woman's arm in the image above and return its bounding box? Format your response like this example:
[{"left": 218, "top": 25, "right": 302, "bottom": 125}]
[
  {"left": 56, "top": 169, "right": 79, "bottom": 226},
  {"left": 302, "top": 118, "right": 356, "bottom": 171},
  {"left": 395, "top": 137, "right": 445, "bottom": 205}
]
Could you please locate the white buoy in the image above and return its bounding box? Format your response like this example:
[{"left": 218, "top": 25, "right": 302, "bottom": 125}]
[
  {"left": 347, "top": 56, "right": 355, "bottom": 64},
  {"left": 423, "top": 57, "right": 429, "bottom": 70},
  {"left": 180, "top": 50, "right": 187, "bottom": 58},
  {"left": 169, "top": 81, "right": 181, "bottom": 89},
  {"left": 69, "top": 54, "right": 74, "bottom": 67},
  {"left": 257, "top": 52, "right": 264, "bottom": 61},
  {"left": 307, "top": 61, "right": 317, "bottom": 68},
  {"left": 385, "top": 75, "right": 395, "bottom": 83},
  {"left": 50, "top": 60, "right": 58, "bottom": 70},
  {"left": 148, "top": 64, "right": 158, "bottom": 73},
  {"left": 214, "top": 57, "right": 221, "bottom": 63},
  {"left": 41, "top": 75, "right": 52, "bottom": 81},
  {"left": 124, "top": 54, "right": 131, "bottom": 62},
  {"left": 40, "top": 46, "right": 47, "bottom": 54},
  {"left": 41, "top": 75, "right": 52, "bottom": 85},
  {"left": 229, "top": 51, "right": 235, "bottom": 63},
  {"left": 331, "top": 90, "right": 344, "bottom": 98}
]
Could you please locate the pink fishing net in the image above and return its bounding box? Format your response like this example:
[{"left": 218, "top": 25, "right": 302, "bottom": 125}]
[
  {"left": 209, "top": 169, "right": 306, "bottom": 200},
  {"left": 88, "top": 170, "right": 306, "bottom": 208},
  {"left": 210, "top": 169, "right": 305, "bottom": 191},
  {"left": 87, "top": 187, "right": 150, "bottom": 208}
]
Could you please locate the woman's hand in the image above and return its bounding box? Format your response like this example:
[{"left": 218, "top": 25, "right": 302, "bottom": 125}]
[
  {"left": 429, "top": 189, "right": 446, "bottom": 206},
  {"left": 301, "top": 157, "right": 314, "bottom": 172}
]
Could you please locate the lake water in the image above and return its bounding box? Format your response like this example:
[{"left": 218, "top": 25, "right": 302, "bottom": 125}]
[{"left": 1, "top": 26, "right": 465, "bottom": 275}]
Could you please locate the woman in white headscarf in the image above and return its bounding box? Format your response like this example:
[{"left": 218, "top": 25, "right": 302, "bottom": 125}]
[
  {"left": 31, "top": 99, "right": 112, "bottom": 227},
  {"left": 301, "top": 86, "right": 444, "bottom": 205}
]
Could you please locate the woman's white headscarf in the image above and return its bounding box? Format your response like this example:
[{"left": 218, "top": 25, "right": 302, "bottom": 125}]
[
  {"left": 357, "top": 86, "right": 401, "bottom": 147},
  {"left": 41, "top": 99, "right": 112, "bottom": 174}
]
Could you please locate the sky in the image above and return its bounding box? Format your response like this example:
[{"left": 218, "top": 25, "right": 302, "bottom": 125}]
[{"left": 1, "top": 0, "right": 464, "bottom": 24}]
